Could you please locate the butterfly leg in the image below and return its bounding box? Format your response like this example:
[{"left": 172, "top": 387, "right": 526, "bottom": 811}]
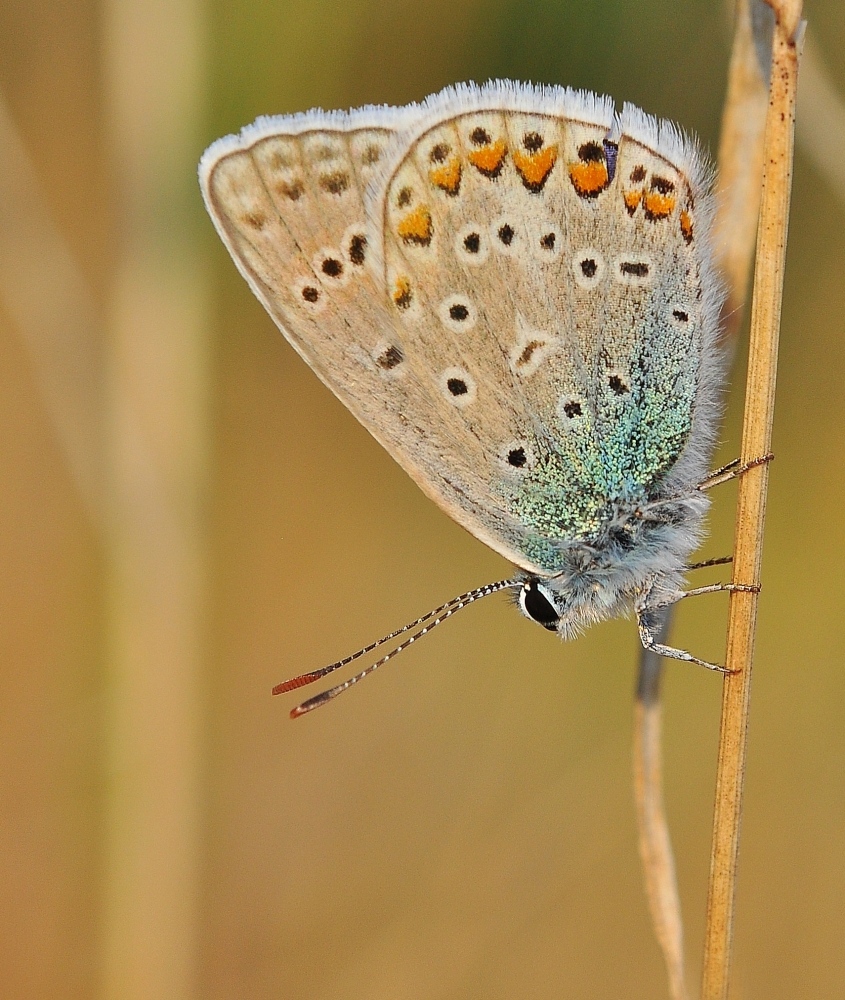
[
  {"left": 663, "top": 582, "right": 760, "bottom": 604},
  {"left": 636, "top": 582, "right": 760, "bottom": 673},
  {"left": 637, "top": 611, "right": 727, "bottom": 673},
  {"left": 686, "top": 554, "right": 732, "bottom": 571},
  {"left": 640, "top": 455, "right": 774, "bottom": 520},
  {"left": 697, "top": 453, "right": 774, "bottom": 492}
]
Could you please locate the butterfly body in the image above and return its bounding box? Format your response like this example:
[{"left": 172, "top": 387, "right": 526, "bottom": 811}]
[{"left": 201, "top": 81, "right": 725, "bottom": 663}]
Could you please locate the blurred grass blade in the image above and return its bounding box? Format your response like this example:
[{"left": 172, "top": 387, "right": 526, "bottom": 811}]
[
  {"left": 0, "top": 91, "right": 106, "bottom": 529},
  {"left": 795, "top": 36, "right": 845, "bottom": 206},
  {"left": 101, "top": 0, "right": 209, "bottom": 998},
  {"left": 634, "top": 611, "right": 688, "bottom": 1000},
  {"left": 713, "top": 0, "right": 772, "bottom": 341}
]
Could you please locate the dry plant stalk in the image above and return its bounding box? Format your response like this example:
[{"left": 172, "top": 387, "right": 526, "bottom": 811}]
[
  {"left": 634, "top": 624, "right": 688, "bottom": 1000},
  {"left": 713, "top": 0, "right": 773, "bottom": 339},
  {"left": 796, "top": 37, "right": 845, "bottom": 207},
  {"left": 701, "top": 2, "right": 803, "bottom": 998},
  {"left": 0, "top": 92, "right": 106, "bottom": 528},
  {"left": 100, "top": 1, "right": 208, "bottom": 998},
  {"left": 633, "top": 3, "right": 770, "bottom": 997}
]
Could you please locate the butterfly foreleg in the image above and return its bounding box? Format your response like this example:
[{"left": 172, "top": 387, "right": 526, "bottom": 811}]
[{"left": 639, "top": 455, "right": 773, "bottom": 520}]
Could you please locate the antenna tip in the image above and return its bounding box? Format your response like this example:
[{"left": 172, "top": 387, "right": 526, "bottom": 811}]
[
  {"left": 272, "top": 670, "right": 323, "bottom": 695},
  {"left": 291, "top": 690, "right": 334, "bottom": 718}
]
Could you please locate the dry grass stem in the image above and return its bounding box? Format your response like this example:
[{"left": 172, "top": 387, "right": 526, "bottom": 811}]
[
  {"left": 633, "top": 3, "right": 772, "bottom": 995},
  {"left": 0, "top": 91, "right": 106, "bottom": 528},
  {"left": 100, "top": 0, "right": 208, "bottom": 997},
  {"left": 713, "top": 0, "right": 772, "bottom": 341},
  {"left": 634, "top": 623, "right": 688, "bottom": 1000},
  {"left": 796, "top": 37, "right": 845, "bottom": 206},
  {"left": 701, "top": 3, "right": 803, "bottom": 998}
]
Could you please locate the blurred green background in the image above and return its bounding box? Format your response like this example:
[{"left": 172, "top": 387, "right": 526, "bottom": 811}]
[{"left": 1, "top": 1, "right": 844, "bottom": 998}]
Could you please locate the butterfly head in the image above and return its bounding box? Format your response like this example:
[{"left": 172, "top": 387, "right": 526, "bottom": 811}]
[
  {"left": 515, "top": 570, "right": 631, "bottom": 640},
  {"left": 515, "top": 575, "right": 600, "bottom": 640},
  {"left": 517, "top": 578, "right": 562, "bottom": 632}
]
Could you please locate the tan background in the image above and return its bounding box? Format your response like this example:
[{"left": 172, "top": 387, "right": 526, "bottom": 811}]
[{"left": 1, "top": 1, "right": 844, "bottom": 997}]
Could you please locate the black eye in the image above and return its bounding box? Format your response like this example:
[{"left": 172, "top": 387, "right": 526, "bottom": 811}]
[{"left": 520, "top": 580, "right": 560, "bottom": 631}]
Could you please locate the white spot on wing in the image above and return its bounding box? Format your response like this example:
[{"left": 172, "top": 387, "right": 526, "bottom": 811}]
[
  {"left": 292, "top": 275, "right": 326, "bottom": 313},
  {"left": 572, "top": 248, "right": 605, "bottom": 288},
  {"left": 509, "top": 313, "right": 559, "bottom": 377},
  {"left": 489, "top": 216, "right": 522, "bottom": 257},
  {"left": 531, "top": 222, "right": 562, "bottom": 261},
  {"left": 614, "top": 254, "right": 654, "bottom": 286},
  {"left": 454, "top": 223, "right": 489, "bottom": 265},
  {"left": 312, "top": 247, "right": 350, "bottom": 287},
  {"left": 438, "top": 367, "right": 477, "bottom": 407},
  {"left": 438, "top": 294, "right": 477, "bottom": 332}
]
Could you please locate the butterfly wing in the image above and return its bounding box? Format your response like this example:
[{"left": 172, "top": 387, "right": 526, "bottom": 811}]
[
  {"left": 368, "top": 84, "right": 719, "bottom": 574},
  {"left": 201, "top": 84, "right": 719, "bottom": 576},
  {"left": 199, "top": 105, "right": 426, "bottom": 469}
]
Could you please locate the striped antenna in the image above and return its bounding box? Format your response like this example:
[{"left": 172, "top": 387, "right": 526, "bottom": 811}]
[{"left": 273, "top": 578, "right": 521, "bottom": 717}]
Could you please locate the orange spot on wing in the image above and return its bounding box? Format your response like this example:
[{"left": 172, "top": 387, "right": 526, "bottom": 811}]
[
  {"left": 243, "top": 211, "right": 268, "bottom": 230},
  {"left": 623, "top": 190, "right": 642, "bottom": 214},
  {"left": 568, "top": 159, "right": 609, "bottom": 198},
  {"left": 512, "top": 145, "right": 558, "bottom": 192},
  {"left": 468, "top": 140, "right": 508, "bottom": 177},
  {"left": 268, "top": 150, "right": 295, "bottom": 171},
  {"left": 275, "top": 178, "right": 304, "bottom": 201},
  {"left": 429, "top": 156, "right": 462, "bottom": 195},
  {"left": 643, "top": 190, "right": 676, "bottom": 219},
  {"left": 397, "top": 205, "right": 433, "bottom": 246},
  {"left": 680, "top": 210, "right": 694, "bottom": 243},
  {"left": 392, "top": 276, "right": 412, "bottom": 309}
]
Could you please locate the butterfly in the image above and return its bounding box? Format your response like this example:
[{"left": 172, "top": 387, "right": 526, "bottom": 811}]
[{"left": 200, "top": 81, "right": 761, "bottom": 716}]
